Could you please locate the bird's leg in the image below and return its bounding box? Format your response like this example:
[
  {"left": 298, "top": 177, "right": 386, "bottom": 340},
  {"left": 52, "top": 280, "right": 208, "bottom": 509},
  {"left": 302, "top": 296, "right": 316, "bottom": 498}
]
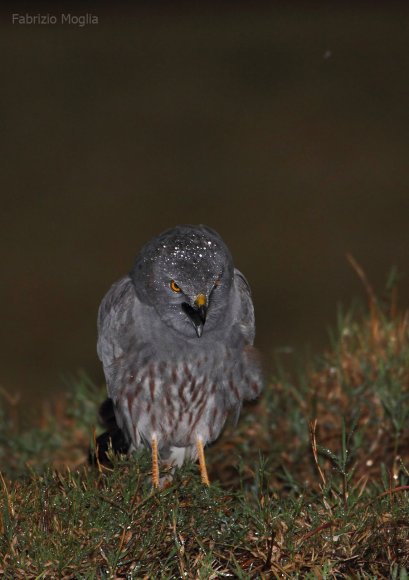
[
  {"left": 196, "top": 437, "right": 210, "bottom": 486},
  {"left": 151, "top": 435, "right": 159, "bottom": 488}
]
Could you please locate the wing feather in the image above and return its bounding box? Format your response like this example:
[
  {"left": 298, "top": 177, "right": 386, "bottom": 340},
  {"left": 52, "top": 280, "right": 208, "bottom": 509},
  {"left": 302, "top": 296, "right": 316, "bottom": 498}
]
[
  {"left": 233, "top": 268, "right": 256, "bottom": 345},
  {"left": 230, "top": 268, "right": 263, "bottom": 409},
  {"left": 97, "top": 276, "right": 137, "bottom": 396}
]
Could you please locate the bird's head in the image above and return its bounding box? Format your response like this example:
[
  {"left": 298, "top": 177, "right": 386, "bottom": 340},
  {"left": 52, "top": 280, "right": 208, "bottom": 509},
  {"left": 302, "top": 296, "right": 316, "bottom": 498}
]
[{"left": 131, "top": 225, "right": 234, "bottom": 338}]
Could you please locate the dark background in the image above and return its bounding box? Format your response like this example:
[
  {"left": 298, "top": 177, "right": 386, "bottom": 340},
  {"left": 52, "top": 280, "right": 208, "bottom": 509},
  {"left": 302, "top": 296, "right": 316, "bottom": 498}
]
[{"left": 2, "top": 4, "right": 409, "bottom": 402}]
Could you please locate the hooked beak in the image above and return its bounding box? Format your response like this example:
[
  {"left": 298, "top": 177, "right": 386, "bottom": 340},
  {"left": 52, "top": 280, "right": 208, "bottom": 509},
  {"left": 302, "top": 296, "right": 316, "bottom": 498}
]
[{"left": 182, "top": 294, "right": 207, "bottom": 337}]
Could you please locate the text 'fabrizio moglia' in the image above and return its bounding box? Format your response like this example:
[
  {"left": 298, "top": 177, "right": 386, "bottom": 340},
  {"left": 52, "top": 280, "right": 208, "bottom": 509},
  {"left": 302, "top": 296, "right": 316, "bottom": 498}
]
[{"left": 12, "top": 13, "right": 99, "bottom": 27}]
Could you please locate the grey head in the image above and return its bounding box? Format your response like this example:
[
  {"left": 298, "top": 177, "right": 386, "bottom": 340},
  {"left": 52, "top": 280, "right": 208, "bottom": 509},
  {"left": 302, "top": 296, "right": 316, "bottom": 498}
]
[{"left": 130, "top": 225, "right": 234, "bottom": 339}]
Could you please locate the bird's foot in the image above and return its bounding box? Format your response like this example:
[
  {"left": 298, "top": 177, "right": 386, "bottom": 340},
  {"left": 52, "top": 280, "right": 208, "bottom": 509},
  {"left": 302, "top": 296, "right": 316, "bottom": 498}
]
[
  {"left": 196, "top": 437, "right": 210, "bottom": 486},
  {"left": 151, "top": 436, "right": 160, "bottom": 488}
]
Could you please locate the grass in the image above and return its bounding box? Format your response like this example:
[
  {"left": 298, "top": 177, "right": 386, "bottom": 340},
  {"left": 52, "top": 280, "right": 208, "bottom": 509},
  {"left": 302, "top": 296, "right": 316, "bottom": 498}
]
[{"left": 1, "top": 268, "right": 409, "bottom": 578}]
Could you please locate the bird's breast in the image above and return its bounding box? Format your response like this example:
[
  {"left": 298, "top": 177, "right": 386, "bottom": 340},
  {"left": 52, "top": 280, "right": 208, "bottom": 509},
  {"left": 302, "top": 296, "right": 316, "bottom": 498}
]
[{"left": 115, "top": 347, "right": 248, "bottom": 448}]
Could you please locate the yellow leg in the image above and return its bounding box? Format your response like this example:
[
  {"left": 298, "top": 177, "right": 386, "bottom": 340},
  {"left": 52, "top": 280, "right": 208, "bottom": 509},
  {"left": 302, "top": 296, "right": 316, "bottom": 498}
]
[
  {"left": 151, "top": 436, "right": 159, "bottom": 488},
  {"left": 196, "top": 437, "right": 210, "bottom": 486}
]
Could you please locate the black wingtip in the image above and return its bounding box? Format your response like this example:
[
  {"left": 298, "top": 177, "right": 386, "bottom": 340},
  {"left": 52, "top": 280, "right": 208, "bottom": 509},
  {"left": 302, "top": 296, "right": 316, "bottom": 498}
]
[{"left": 88, "top": 398, "right": 130, "bottom": 467}]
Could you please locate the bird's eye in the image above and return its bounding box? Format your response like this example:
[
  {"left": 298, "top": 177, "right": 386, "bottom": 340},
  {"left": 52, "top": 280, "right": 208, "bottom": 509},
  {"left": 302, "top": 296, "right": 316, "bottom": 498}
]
[
  {"left": 214, "top": 278, "right": 221, "bottom": 288},
  {"left": 170, "top": 280, "right": 181, "bottom": 293}
]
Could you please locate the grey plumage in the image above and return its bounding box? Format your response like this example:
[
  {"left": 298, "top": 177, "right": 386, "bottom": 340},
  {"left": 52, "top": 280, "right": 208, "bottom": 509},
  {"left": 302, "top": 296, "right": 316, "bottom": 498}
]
[{"left": 97, "top": 225, "right": 262, "bottom": 472}]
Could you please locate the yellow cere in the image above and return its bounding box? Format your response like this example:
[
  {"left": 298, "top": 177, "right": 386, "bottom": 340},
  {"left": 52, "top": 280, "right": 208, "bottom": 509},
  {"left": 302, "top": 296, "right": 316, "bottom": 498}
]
[{"left": 195, "top": 293, "right": 206, "bottom": 307}]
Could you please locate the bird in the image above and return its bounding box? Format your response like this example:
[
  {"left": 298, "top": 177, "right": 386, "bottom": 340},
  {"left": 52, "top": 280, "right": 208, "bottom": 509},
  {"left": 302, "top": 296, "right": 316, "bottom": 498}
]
[{"left": 96, "top": 225, "right": 263, "bottom": 486}]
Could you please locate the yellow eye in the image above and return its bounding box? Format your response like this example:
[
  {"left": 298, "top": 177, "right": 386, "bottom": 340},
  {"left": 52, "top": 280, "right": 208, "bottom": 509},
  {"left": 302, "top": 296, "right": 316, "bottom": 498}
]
[{"left": 170, "top": 280, "right": 181, "bottom": 293}]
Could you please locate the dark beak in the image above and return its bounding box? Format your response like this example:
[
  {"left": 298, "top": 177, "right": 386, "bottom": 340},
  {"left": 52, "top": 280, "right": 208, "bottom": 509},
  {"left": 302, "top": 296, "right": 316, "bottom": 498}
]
[{"left": 182, "top": 302, "right": 207, "bottom": 338}]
